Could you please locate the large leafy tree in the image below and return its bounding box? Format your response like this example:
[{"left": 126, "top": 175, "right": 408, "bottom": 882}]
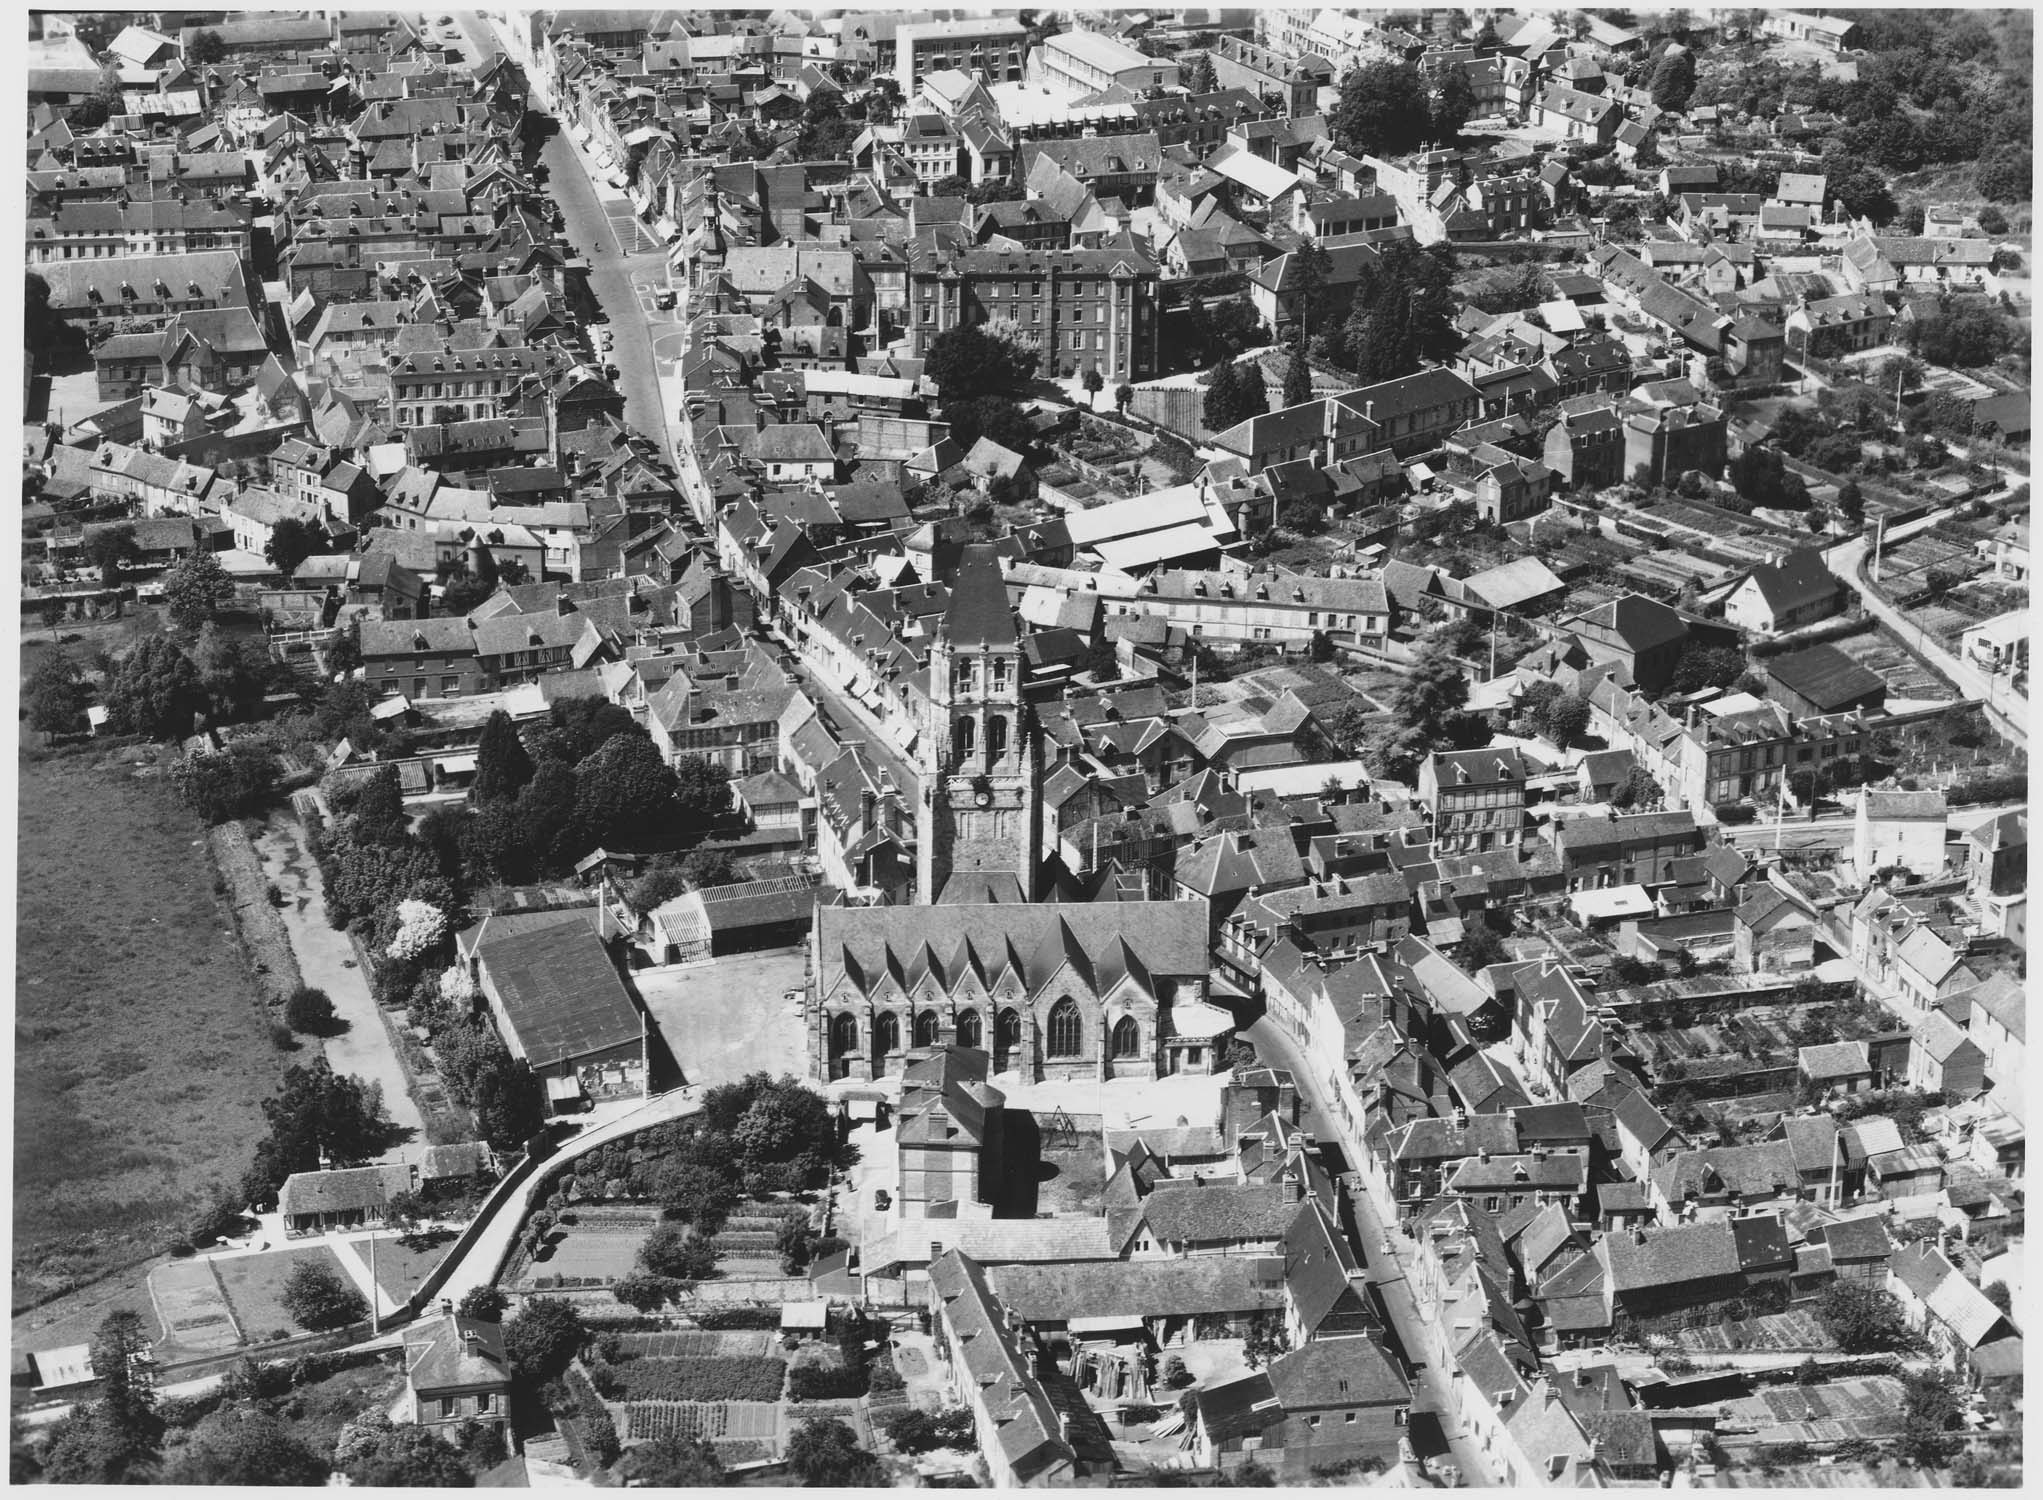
[
  {"left": 86, "top": 523, "right": 141, "bottom": 587},
  {"left": 262, "top": 517, "right": 323, "bottom": 580},
  {"left": 924, "top": 322, "right": 1038, "bottom": 401},
  {"left": 569, "top": 729, "right": 679, "bottom": 851},
  {"left": 1430, "top": 65, "right": 1478, "bottom": 143},
  {"left": 504, "top": 1298, "right": 586, "bottom": 1381},
  {"left": 24, "top": 651, "right": 90, "bottom": 738},
  {"left": 163, "top": 548, "right": 230, "bottom": 633},
  {"left": 104, "top": 635, "right": 207, "bottom": 739},
  {"left": 1330, "top": 61, "right": 1430, "bottom": 157},
  {"left": 338, "top": 1424, "right": 471, "bottom": 1487},
  {"left": 1649, "top": 45, "right": 1697, "bottom": 111},
  {"left": 471, "top": 710, "right": 534, "bottom": 803},
  {"left": 621, "top": 1434, "right": 726, "bottom": 1486},
  {"left": 940, "top": 394, "right": 1035, "bottom": 454},
  {"left": 244, "top": 1059, "right": 396, "bottom": 1203},
  {"left": 281, "top": 1259, "right": 368, "bottom": 1331},
  {"left": 784, "top": 1417, "right": 888, "bottom": 1488}
]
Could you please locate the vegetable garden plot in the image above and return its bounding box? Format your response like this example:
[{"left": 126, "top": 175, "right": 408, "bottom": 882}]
[
  {"left": 619, "top": 1330, "right": 776, "bottom": 1358},
  {"left": 613, "top": 1356, "right": 787, "bottom": 1403}
]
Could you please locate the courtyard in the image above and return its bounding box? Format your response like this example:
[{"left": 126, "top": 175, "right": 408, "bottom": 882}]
[{"left": 633, "top": 949, "right": 810, "bottom": 1090}]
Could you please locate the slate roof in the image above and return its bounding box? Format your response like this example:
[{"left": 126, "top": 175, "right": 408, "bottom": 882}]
[
  {"left": 1598, "top": 1220, "right": 1741, "bottom": 1291},
  {"left": 1765, "top": 643, "right": 1887, "bottom": 710},
  {"left": 992, "top": 1256, "right": 1285, "bottom": 1323},
  {"left": 404, "top": 1314, "right": 511, "bottom": 1394},
  {"left": 1268, "top": 1335, "right": 1410, "bottom": 1407},
  {"left": 1140, "top": 1183, "right": 1298, "bottom": 1244},
  {"left": 1741, "top": 548, "right": 1840, "bottom": 617},
  {"left": 475, "top": 923, "right": 642, "bottom": 1068}
]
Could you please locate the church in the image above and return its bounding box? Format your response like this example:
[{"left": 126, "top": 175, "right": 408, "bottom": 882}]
[{"left": 808, "top": 544, "right": 1216, "bottom": 1083}]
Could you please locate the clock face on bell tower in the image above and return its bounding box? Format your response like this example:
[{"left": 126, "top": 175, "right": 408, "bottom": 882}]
[{"left": 917, "top": 545, "right": 1041, "bottom": 905}]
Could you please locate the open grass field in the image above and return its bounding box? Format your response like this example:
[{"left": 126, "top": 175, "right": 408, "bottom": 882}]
[
  {"left": 147, "top": 1259, "right": 241, "bottom": 1356},
  {"left": 14, "top": 741, "right": 285, "bottom": 1310},
  {"left": 211, "top": 1245, "right": 354, "bottom": 1344},
  {"left": 522, "top": 1226, "right": 647, "bottom": 1288}
]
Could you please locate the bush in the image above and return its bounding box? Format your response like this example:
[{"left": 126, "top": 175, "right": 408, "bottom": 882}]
[
  {"left": 885, "top": 1406, "right": 977, "bottom": 1454},
  {"left": 1714, "top": 802, "right": 1758, "bottom": 824},
  {"left": 788, "top": 1363, "right": 870, "bottom": 1401},
  {"left": 282, "top": 986, "right": 338, "bottom": 1035},
  {"left": 281, "top": 1260, "right": 367, "bottom": 1331},
  {"left": 693, "top": 1306, "right": 784, "bottom": 1330},
  {"left": 1949, "top": 773, "right": 2026, "bottom": 806}
]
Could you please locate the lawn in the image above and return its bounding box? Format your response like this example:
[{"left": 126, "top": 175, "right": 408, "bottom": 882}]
[
  {"left": 212, "top": 1245, "right": 354, "bottom": 1344},
  {"left": 523, "top": 1226, "right": 647, "bottom": 1289},
  {"left": 357, "top": 1232, "right": 453, "bottom": 1306},
  {"left": 14, "top": 740, "right": 286, "bottom": 1308}
]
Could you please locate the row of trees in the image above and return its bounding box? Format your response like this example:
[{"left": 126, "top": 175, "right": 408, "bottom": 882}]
[{"left": 1328, "top": 60, "right": 1475, "bottom": 159}]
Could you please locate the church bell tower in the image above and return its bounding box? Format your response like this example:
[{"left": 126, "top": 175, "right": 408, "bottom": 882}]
[{"left": 917, "top": 544, "right": 1040, "bottom": 904}]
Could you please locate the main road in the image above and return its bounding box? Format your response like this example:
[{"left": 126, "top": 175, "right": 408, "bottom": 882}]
[{"left": 1243, "top": 1016, "right": 1500, "bottom": 1487}]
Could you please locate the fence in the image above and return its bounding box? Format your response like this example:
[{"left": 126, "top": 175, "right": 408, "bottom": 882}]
[{"left": 405, "top": 1144, "right": 545, "bottom": 1316}]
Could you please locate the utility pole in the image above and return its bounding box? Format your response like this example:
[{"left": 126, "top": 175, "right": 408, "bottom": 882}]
[{"left": 369, "top": 1230, "right": 379, "bottom": 1335}]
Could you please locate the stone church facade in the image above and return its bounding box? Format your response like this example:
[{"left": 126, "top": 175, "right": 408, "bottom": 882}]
[{"left": 809, "top": 905, "right": 1211, "bottom": 1083}]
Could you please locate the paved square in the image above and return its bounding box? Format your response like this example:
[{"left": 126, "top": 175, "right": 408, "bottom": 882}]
[{"left": 634, "top": 949, "right": 810, "bottom": 1088}]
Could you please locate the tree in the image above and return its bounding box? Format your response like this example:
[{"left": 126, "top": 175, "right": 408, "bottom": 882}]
[
  {"left": 283, "top": 986, "right": 338, "bottom": 1035},
  {"left": 174, "top": 740, "right": 281, "bottom": 825},
  {"left": 939, "top": 393, "right": 1036, "bottom": 454},
  {"left": 86, "top": 523, "right": 141, "bottom": 587},
  {"left": 657, "top": 1161, "right": 739, "bottom": 1231},
  {"left": 103, "top": 635, "right": 206, "bottom": 740},
  {"left": 1975, "top": 147, "right": 2031, "bottom": 203},
  {"left": 672, "top": 753, "right": 733, "bottom": 833},
  {"left": 1082, "top": 365, "right": 1104, "bottom": 405},
  {"left": 784, "top": 1417, "right": 888, "bottom": 1487},
  {"left": 777, "top": 1216, "right": 815, "bottom": 1274},
  {"left": 1649, "top": 45, "right": 1697, "bottom": 111},
  {"left": 1242, "top": 1317, "right": 1290, "bottom": 1370},
  {"left": 1114, "top": 381, "right": 1134, "bottom": 414},
  {"left": 338, "top": 1424, "right": 471, "bottom": 1487},
  {"left": 568, "top": 729, "right": 678, "bottom": 852},
  {"left": 471, "top": 710, "right": 533, "bottom": 804},
  {"left": 191, "top": 622, "right": 276, "bottom": 723},
  {"left": 1457, "top": 920, "right": 1508, "bottom": 971},
  {"left": 1898, "top": 1369, "right": 1962, "bottom": 1465},
  {"left": 262, "top": 517, "right": 322, "bottom": 581},
  {"left": 1183, "top": 52, "right": 1218, "bottom": 95},
  {"left": 1977, "top": 204, "right": 2010, "bottom": 236},
  {"left": 457, "top": 1286, "right": 509, "bottom": 1322},
  {"left": 545, "top": 696, "right": 637, "bottom": 763},
  {"left": 1817, "top": 1282, "right": 1916, "bottom": 1353},
  {"left": 470, "top": 1053, "right": 545, "bottom": 1151},
  {"left": 504, "top": 1298, "right": 586, "bottom": 1381},
  {"left": 1430, "top": 65, "right": 1478, "bottom": 143},
  {"left": 621, "top": 1434, "right": 727, "bottom": 1486},
  {"left": 246, "top": 1058, "right": 397, "bottom": 1202},
  {"left": 1203, "top": 358, "right": 1241, "bottom": 431},
  {"left": 884, "top": 1407, "right": 976, "bottom": 1454},
  {"left": 1281, "top": 323, "right": 1313, "bottom": 408},
  {"left": 680, "top": 847, "right": 736, "bottom": 888},
  {"left": 163, "top": 548, "right": 230, "bottom": 634},
  {"left": 1670, "top": 644, "right": 1747, "bottom": 695},
  {"left": 1374, "top": 631, "right": 1479, "bottom": 781},
  {"left": 639, "top": 1221, "right": 718, "bottom": 1281},
  {"left": 924, "top": 322, "right": 1037, "bottom": 400},
  {"left": 188, "top": 28, "right": 229, "bottom": 63},
  {"left": 1330, "top": 61, "right": 1430, "bottom": 157},
  {"left": 1837, "top": 478, "right": 1864, "bottom": 524},
  {"left": 1234, "top": 1459, "right": 1280, "bottom": 1486},
  {"left": 1982, "top": 1280, "right": 2011, "bottom": 1316},
  {"left": 1543, "top": 694, "right": 1591, "bottom": 747},
  {"left": 1611, "top": 765, "right": 1664, "bottom": 811},
  {"left": 164, "top": 1408, "right": 327, "bottom": 1486},
  {"left": 386, "top": 898, "right": 448, "bottom": 964},
  {"left": 24, "top": 651, "right": 90, "bottom": 739},
  {"left": 281, "top": 1259, "right": 368, "bottom": 1331}
]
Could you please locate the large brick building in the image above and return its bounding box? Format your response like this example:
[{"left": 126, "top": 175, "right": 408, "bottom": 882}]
[{"left": 910, "top": 246, "right": 1161, "bottom": 383}]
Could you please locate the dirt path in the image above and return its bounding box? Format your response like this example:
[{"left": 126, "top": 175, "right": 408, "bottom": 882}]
[{"left": 253, "top": 812, "right": 426, "bottom": 1143}]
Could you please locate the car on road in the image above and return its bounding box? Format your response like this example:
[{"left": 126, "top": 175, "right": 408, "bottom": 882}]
[{"left": 655, "top": 289, "right": 677, "bottom": 310}]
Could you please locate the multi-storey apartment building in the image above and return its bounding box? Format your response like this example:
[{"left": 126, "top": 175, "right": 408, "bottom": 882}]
[
  {"left": 1033, "top": 29, "right": 1179, "bottom": 96},
  {"left": 910, "top": 247, "right": 1161, "bottom": 383},
  {"left": 894, "top": 18, "right": 1028, "bottom": 96},
  {"left": 1420, "top": 747, "right": 1530, "bottom": 854}
]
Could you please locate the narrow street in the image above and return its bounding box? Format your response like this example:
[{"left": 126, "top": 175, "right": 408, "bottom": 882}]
[
  {"left": 1243, "top": 1016, "right": 1500, "bottom": 1487},
  {"left": 536, "top": 126, "right": 675, "bottom": 451},
  {"left": 254, "top": 811, "right": 426, "bottom": 1143}
]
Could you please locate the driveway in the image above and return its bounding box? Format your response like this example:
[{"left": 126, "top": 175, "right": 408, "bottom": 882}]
[{"left": 254, "top": 812, "right": 424, "bottom": 1143}]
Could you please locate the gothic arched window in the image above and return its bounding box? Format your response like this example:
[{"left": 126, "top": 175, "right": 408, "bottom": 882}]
[
  {"left": 986, "top": 714, "right": 1008, "bottom": 766},
  {"left": 874, "top": 1011, "right": 901, "bottom": 1055},
  {"left": 830, "top": 1012, "right": 858, "bottom": 1056},
  {"left": 914, "top": 1010, "right": 940, "bottom": 1048},
  {"left": 995, "top": 1007, "right": 1022, "bottom": 1054},
  {"left": 954, "top": 715, "right": 976, "bottom": 761},
  {"left": 956, "top": 1009, "right": 983, "bottom": 1049},
  {"left": 1047, "top": 998, "right": 1082, "bottom": 1058},
  {"left": 1111, "top": 1015, "right": 1141, "bottom": 1059}
]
